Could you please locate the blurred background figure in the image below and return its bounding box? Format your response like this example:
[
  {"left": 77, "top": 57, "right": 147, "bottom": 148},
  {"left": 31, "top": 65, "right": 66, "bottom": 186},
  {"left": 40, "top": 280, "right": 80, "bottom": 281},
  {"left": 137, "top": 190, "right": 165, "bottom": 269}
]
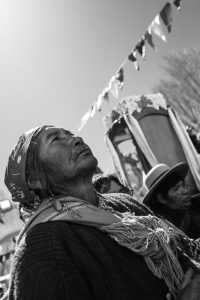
[
  {"left": 0, "top": 189, "right": 23, "bottom": 296},
  {"left": 142, "top": 162, "right": 200, "bottom": 238},
  {"left": 93, "top": 173, "right": 132, "bottom": 195}
]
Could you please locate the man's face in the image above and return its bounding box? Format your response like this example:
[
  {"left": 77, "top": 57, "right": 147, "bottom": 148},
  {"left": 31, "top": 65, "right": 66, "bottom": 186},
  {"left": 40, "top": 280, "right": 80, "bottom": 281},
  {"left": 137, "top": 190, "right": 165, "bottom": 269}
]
[
  {"left": 166, "top": 180, "right": 191, "bottom": 210},
  {"left": 37, "top": 126, "right": 98, "bottom": 183}
]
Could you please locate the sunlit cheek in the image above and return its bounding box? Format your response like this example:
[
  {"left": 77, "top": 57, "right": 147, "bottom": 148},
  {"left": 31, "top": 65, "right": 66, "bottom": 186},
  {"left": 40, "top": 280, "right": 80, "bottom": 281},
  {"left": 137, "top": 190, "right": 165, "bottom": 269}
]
[
  {"left": 42, "top": 152, "right": 74, "bottom": 178},
  {"left": 53, "top": 154, "right": 75, "bottom": 174}
]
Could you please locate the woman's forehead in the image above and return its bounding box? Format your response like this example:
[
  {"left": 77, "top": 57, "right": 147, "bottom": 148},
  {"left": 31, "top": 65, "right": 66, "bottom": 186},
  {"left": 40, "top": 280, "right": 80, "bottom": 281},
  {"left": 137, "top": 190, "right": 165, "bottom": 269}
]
[{"left": 43, "top": 126, "right": 72, "bottom": 136}]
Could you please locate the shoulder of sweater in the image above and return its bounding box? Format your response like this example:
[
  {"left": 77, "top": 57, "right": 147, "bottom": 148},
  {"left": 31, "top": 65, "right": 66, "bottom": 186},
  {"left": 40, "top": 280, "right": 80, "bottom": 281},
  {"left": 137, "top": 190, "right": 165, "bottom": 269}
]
[
  {"left": 25, "top": 219, "right": 103, "bottom": 240},
  {"left": 17, "top": 221, "right": 102, "bottom": 257}
]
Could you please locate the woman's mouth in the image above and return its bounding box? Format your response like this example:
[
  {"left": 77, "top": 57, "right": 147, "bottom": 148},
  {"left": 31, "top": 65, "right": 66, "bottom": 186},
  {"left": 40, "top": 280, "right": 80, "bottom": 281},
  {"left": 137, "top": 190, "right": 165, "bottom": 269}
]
[{"left": 78, "top": 148, "right": 92, "bottom": 157}]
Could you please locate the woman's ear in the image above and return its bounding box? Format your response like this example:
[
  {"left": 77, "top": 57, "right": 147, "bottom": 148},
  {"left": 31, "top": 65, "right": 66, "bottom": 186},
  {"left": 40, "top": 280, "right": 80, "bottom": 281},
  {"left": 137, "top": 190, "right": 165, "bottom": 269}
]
[{"left": 157, "top": 193, "right": 168, "bottom": 205}]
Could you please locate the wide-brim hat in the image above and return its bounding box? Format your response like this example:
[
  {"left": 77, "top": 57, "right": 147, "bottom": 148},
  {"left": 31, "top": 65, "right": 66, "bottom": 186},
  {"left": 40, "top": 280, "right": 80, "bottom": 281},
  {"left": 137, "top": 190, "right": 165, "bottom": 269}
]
[{"left": 142, "top": 162, "right": 188, "bottom": 206}]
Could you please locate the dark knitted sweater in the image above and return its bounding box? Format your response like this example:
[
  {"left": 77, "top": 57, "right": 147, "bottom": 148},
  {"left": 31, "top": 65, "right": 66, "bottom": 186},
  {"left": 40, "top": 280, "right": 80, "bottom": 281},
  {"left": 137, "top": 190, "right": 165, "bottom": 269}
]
[{"left": 7, "top": 194, "right": 171, "bottom": 299}]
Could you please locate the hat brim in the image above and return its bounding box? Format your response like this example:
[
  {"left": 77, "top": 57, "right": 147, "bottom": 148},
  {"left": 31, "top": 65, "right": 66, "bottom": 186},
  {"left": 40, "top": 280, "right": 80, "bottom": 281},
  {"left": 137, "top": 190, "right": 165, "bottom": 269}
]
[{"left": 143, "top": 162, "right": 189, "bottom": 206}]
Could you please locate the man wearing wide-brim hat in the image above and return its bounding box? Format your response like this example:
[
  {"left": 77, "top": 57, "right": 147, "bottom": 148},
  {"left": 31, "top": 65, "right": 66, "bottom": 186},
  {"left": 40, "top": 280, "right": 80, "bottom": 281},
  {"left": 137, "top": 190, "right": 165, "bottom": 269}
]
[{"left": 142, "top": 162, "right": 200, "bottom": 238}]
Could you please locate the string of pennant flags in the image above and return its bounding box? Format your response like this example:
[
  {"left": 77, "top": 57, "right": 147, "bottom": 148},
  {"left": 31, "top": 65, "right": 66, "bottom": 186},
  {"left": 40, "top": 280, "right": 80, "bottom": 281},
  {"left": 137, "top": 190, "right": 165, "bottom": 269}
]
[{"left": 77, "top": 0, "right": 182, "bottom": 131}]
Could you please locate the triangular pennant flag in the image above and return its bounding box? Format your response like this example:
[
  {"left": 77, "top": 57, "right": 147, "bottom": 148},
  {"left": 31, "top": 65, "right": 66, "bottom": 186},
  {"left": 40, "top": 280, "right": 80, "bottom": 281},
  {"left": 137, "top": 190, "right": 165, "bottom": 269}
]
[
  {"left": 115, "top": 67, "right": 124, "bottom": 89},
  {"left": 135, "top": 37, "right": 146, "bottom": 59},
  {"left": 108, "top": 76, "right": 119, "bottom": 98},
  {"left": 149, "top": 14, "right": 167, "bottom": 43},
  {"left": 144, "top": 29, "right": 156, "bottom": 50},
  {"left": 90, "top": 103, "right": 97, "bottom": 117},
  {"left": 103, "top": 91, "right": 109, "bottom": 103},
  {"left": 102, "top": 88, "right": 110, "bottom": 103},
  {"left": 96, "top": 94, "right": 104, "bottom": 111},
  {"left": 78, "top": 109, "right": 92, "bottom": 131},
  {"left": 160, "top": 2, "right": 173, "bottom": 33},
  {"left": 128, "top": 50, "right": 137, "bottom": 63},
  {"left": 99, "top": 88, "right": 110, "bottom": 104},
  {"left": 128, "top": 50, "right": 140, "bottom": 70},
  {"left": 173, "top": 0, "right": 182, "bottom": 10}
]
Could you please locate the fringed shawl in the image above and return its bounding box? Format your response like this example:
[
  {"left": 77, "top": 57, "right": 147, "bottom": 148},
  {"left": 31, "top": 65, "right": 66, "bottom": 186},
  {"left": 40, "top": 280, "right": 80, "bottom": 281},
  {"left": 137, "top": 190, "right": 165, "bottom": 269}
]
[{"left": 101, "top": 213, "right": 183, "bottom": 298}]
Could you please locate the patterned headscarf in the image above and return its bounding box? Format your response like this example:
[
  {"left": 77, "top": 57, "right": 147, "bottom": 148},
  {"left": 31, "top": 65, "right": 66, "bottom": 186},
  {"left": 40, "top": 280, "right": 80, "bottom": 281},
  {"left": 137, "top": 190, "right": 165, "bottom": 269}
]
[{"left": 4, "top": 125, "right": 51, "bottom": 208}]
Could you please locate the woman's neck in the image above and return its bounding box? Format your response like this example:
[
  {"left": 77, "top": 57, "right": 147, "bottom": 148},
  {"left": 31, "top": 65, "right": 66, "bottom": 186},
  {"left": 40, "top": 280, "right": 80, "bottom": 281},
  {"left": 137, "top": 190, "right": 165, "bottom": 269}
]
[
  {"left": 69, "top": 185, "right": 98, "bottom": 206},
  {"left": 51, "top": 178, "right": 99, "bottom": 206}
]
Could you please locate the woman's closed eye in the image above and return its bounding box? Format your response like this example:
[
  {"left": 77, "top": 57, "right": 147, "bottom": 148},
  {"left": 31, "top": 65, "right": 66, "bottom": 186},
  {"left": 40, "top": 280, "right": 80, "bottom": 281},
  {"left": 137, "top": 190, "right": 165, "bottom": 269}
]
[
  {"left": 51, "top": 136, "right": 60, "bottom": 142},
  {"left": 51, "top": 134, "right": 69, "bottom": 143},
  {"left": 50, "top": 131, "right": 74, "bottom": 143}
]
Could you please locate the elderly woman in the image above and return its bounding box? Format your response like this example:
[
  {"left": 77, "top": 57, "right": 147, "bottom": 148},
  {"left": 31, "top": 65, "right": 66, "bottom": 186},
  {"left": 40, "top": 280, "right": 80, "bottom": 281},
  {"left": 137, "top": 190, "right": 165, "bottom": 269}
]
[{"left": 4, "top": 125, "right": 200, "bottom": 300}]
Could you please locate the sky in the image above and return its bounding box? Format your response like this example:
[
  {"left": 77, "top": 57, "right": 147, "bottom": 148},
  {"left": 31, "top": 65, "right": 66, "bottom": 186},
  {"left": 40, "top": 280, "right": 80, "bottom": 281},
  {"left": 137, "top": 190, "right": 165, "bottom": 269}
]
[{"left": 0, "top": 0, "right": 200, "bottom": 196}]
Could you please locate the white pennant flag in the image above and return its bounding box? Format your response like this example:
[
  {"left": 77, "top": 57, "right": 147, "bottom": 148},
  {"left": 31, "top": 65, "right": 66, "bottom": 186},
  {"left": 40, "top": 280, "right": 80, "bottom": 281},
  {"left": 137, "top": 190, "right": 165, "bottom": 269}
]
[
  {"left": 108, "top": 76, "right": 119, "bottom": 98},
  {"left": 90, "top": 103, "right": 96, "bottom": 117},
  {"left": 96, "top": 94, "right": 104, "bottom": 111},
  {"left": 78, "top": 110, "right": 92, "bottom": 131},
  {"left": 149, "top": 14, "right": 167, "bottom": 43}
]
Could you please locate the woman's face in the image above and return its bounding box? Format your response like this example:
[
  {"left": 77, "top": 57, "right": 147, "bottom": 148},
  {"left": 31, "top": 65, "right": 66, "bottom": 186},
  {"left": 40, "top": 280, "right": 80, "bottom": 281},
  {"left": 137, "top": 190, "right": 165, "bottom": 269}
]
[
  {"left": 165, "top": 180, "right": 191, "bottom": 210},
  {"left": 37, "top": 126, "right": 98, "bottom": 183}
]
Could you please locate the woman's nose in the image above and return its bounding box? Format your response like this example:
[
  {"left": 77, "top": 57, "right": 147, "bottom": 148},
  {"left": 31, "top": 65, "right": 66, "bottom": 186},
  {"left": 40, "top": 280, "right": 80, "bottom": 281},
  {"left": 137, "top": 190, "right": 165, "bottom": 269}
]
[{"left": 73, "top": 136, "right": 84, "bottom": 147}]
